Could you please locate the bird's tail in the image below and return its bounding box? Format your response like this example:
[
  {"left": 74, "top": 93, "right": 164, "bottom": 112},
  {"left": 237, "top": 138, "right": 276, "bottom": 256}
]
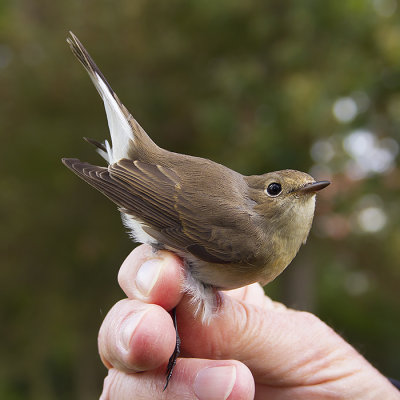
[{"left": 67, "top": 32, "right": 153, "bottom": 163}]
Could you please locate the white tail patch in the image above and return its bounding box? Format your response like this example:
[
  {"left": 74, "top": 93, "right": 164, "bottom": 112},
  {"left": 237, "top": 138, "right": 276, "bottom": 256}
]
[
  {"left": 91, "top": 73, "right": 133, "bottom": 163},
  {"left": 121, "top": 213, "right": 157, "bottom": 246}
]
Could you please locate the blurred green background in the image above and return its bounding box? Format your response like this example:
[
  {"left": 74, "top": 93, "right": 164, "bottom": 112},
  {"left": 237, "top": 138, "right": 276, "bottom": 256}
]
[{"left": 1, "top": 0, "right": 399, "bottom": 398}]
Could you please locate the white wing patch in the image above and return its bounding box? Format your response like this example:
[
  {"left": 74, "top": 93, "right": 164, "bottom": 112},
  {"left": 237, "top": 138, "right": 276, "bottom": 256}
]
[{"left": 91, "top": 73, "right": 134, "bottom": 163}]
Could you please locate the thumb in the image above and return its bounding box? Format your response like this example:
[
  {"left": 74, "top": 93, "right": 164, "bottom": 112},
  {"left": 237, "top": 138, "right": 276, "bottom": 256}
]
[{"left": 176, "top": 289, "right": 349, "bottom": 386}]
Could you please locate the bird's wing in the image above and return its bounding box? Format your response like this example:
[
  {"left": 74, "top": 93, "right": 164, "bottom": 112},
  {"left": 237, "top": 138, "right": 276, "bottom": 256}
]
[{"left": 62, "top": 158, "right": 251, "bottom": 264}]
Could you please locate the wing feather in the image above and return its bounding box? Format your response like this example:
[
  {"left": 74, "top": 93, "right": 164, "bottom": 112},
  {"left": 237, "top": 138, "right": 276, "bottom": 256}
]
[{"left": 62, "top": 157, "right": 254, "bottom": 264}]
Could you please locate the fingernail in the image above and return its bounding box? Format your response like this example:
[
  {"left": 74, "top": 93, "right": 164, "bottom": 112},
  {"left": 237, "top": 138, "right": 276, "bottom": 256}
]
[
  {"left": 194, "top": 365, "right": 236, "bottom": 400},
  {"left": 136, "top": 259, "right": 163, "bottom": 297},
  {"left": 119, "top": 310, "right": 147, "bottom": 351}
]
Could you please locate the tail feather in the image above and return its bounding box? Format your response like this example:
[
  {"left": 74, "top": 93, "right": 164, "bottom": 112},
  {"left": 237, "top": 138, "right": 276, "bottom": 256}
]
[{"left": 67, "top": 32, "right": 138, "bottom": 163}]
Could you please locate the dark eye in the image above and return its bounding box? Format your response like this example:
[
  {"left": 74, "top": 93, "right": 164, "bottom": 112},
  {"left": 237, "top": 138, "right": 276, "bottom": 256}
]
[{"left": 266, "top": 182, "right": 282, "bottom": 197}]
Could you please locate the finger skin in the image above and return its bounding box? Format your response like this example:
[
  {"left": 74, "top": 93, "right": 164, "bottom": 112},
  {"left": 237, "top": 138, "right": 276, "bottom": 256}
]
[
  {"left": 114, "top": 246, "right": 325, "bottom": 383},
  {"left": 223, "top": 283, "right": 286, "bottom": 310},
  {"left": 118, "top": 245, "right": 184, "bottom": 310},
  {"left": 107, "top": 248, "right": 400, "bottom": 399},
  {"left": 100, "top": 359, "right": 255, "bottom": 400},
  {"left": 98, "top": 299, "right": 176, "bottom": 372},
  {"left": 177, "top": 296, "right": 351, "bottom": 383},
  {"left": 176, "top": 294, "right": 400, "bottom": 399}
]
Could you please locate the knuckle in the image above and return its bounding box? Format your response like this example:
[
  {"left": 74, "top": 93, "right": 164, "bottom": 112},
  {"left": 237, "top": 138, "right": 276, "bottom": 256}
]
[{"left": 100, "top": 369, "right": 122, "bottom": 400}]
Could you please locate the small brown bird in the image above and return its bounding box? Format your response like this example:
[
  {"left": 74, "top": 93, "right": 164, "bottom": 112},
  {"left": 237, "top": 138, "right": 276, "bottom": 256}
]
[{"left": 62, "top": 32, "right": 330, "bottom": 388}]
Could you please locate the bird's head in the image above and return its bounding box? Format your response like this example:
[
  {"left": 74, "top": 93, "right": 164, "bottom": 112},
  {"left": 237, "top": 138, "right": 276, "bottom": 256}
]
[{"left": 246, "top": 170, "right": 330, "bottom": 238}]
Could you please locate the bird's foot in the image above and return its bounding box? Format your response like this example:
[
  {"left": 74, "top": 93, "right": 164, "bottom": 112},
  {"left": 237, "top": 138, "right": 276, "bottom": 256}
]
[{"left": 163, "top": 307, "right": 181, "bottom": 390}]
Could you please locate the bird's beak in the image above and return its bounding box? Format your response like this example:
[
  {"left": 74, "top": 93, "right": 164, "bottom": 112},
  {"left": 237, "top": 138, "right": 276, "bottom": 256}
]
[{"left": 296, "top": 181, "right": 330, "bottom": 194}]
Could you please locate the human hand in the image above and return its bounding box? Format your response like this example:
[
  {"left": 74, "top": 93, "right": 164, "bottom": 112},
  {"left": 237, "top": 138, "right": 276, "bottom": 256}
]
[{"left": 98, "top": 245, "right": 399, "bottom": 399}]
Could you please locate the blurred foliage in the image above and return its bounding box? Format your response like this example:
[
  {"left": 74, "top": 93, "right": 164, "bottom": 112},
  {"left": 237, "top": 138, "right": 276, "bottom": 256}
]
[{"left": 0, "top": 0, "right": 399, "bottom": 398}]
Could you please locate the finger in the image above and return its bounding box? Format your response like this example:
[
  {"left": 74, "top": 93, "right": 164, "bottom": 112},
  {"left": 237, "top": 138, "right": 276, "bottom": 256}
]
[
  {"left": 177, "top": 294, "right": 343, "bottom": 385},
  {"left": 98, "top": 298, "right": 176, "bottom": 372},
  {"left": 100, "top": 359, "right": 255, "bottom": 400},
  {"left": 223, "top": 284, "right": 265, "bottom": 305},
  {"left": 118, "top": 244, "right": 184, "bottom": 310},
  {"left": 224, "top": 284, "right": 287, "bottom": 311}
]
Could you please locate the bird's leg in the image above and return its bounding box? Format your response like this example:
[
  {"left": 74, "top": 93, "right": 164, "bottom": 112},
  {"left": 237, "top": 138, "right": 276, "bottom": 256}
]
[{"left": 163, "top": 307, "right": 181, "bottom": 391}]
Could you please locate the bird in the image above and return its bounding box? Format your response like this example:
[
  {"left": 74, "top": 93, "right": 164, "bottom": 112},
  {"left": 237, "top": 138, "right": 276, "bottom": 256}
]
[{"left": 62, "top": 32, "right": 330, "bottom": 389}]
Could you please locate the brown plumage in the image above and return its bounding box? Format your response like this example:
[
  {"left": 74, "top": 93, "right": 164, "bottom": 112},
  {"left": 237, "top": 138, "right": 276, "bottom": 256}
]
[{"left": 62, "top": 32, "right": 330, "bottom": 389}]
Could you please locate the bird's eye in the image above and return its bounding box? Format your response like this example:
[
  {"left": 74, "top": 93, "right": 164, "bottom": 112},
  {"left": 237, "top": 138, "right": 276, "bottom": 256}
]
[{"left": 265, "top": 182, "right": 282, "bottom": 197}]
